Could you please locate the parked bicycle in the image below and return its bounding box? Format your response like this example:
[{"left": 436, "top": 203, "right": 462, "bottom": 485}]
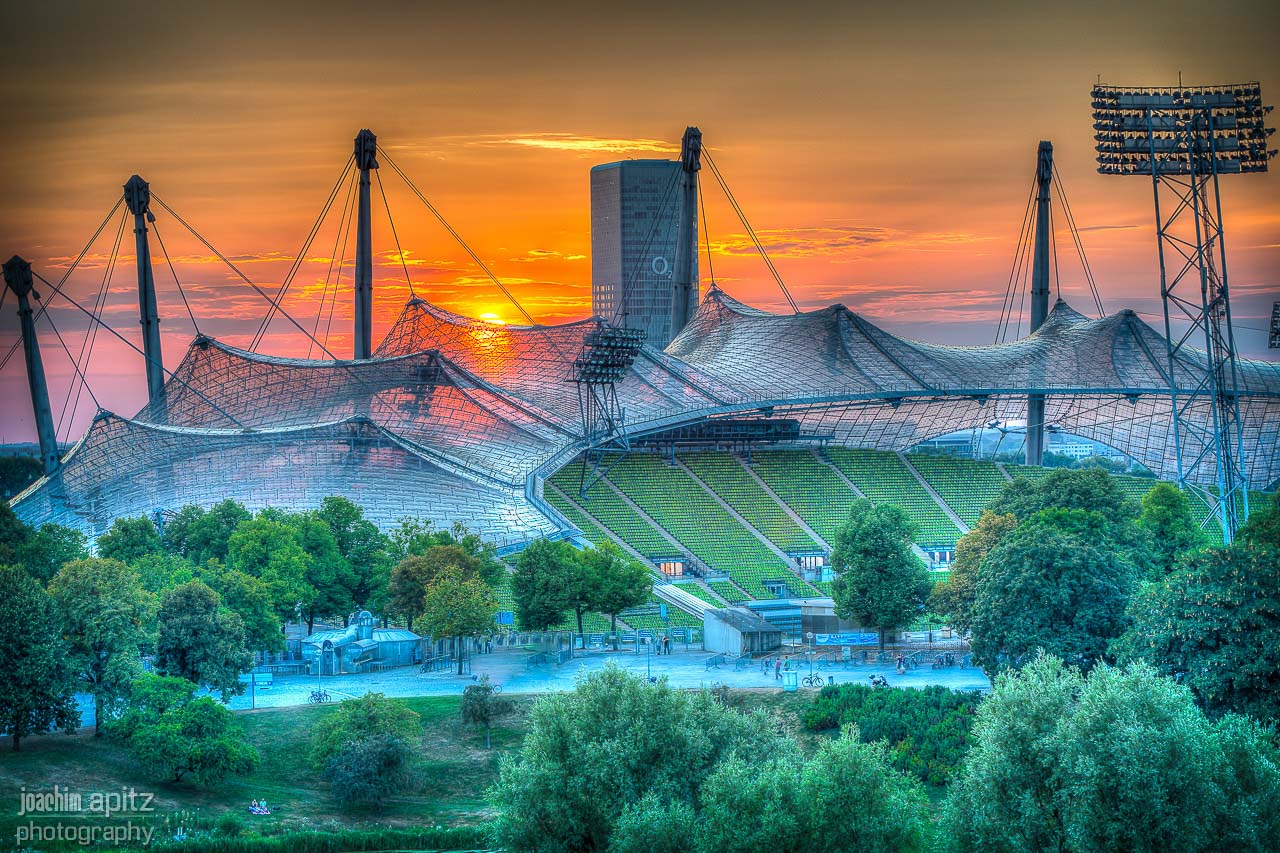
[
  {"left": 308, "top": 688, "right": 331, "bottom": 704},
  {"left": 801, "top": 674, "right": 825, "bottom": 688}
]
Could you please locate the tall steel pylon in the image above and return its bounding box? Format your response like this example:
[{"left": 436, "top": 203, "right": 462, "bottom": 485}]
[{"left": 1094, "top": 82, "right": 1275, "bottom": 541}]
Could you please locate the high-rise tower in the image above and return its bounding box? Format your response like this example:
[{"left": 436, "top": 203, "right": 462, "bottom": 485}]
[{"left": 590, "top": 157, "right": 698, "bottom": 347}]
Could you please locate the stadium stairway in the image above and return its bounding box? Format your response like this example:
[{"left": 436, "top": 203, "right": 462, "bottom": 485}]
[
  {"left": 736, "top": 457, "right": 833, "bottom": 550},
  {"left": 653, "top": 582, "right": 713, "bottom": 618},
  {"left": 898, "top": 453, "right": 971, "bottom": 534},
  {"left": 673, "top": 454, "right": 819, "bottom": 588}
]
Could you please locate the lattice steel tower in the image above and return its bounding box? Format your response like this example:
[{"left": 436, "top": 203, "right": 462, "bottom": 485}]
[{"left": 1093, "top": 81, "right": 1275, "bottom": 541}]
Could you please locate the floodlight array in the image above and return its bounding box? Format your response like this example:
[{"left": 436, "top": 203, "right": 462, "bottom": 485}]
[
  {"left": 573, "top": 324, "right": 646, "bottom": 384},
  {"left": 1092, "top": 82, "right": 1275, "bottom": 175}
]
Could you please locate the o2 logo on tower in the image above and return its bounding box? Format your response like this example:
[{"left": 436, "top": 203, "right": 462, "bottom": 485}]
[{"left": 651, "top": 255, "right": 670, "bottom": 277}]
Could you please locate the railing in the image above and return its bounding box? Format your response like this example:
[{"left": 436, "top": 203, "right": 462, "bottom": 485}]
[{"left": 704, "top": 653, "right": 727, "bottom": 671}]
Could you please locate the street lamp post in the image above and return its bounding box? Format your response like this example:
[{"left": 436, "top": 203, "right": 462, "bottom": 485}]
[{"left": 806, "top": 632, "right": 815, "bottom": 675}]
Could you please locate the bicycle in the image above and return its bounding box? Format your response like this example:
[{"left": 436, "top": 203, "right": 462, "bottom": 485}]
[
  {"left": 801, "top": 674, "right": 825, "bottom": 688},
  {"left": 307, "top": 688, "right": 331, "bottom": 704}
]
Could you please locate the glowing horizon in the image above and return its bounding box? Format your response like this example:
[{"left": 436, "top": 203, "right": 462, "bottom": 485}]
[{"left": 1, "top": 1, "right": 1276, "bottom": 444}]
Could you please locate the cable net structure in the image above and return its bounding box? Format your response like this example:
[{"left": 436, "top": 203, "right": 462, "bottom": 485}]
[{"left": 11, "top": 287, "right": 1280, "bottom": 544}]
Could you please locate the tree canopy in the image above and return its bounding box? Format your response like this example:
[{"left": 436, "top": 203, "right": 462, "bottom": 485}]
[
  {"left": 829, "top": 500, "right": 931, "bottom": 648},
  {"left": 928, "top": 510, "right": 1016, "bottom": 634},
  {"left": 47, "top": 557, "right": 155, "bottom": 735},
  {"left": 511, "top": 538, "right": 575, "bottom": 632},
  {"left": 97, "top": 515, "right": 164, "bottom": 564},
  {"left": 943, "top": 654, "right": 1280, "bottom": 852},
  {"left": 1138, "top": 482, "right": 1209, "bottom": 577},
  {"left": 155, "top": 580, "right": 252, "bottom": 699},
  {"left": 969, "top": 509, "right": 1135, "bottom": 674},
  {"left": 417, "top": 567, "right": 498, "bottom": 674},
  {"left": 0, "top": 565, "right": 79, "bottom": 750},
  {"left": 1114, "top": 498, "right": 1280, "bottom": 722},
  {"left": 490, "top": 665, "right": 930, "bottom": 853}
]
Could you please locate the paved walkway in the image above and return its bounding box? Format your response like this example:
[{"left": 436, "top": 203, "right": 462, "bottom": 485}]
[{"left": 223, "top": 646, "right": 991, "bottom": 712}]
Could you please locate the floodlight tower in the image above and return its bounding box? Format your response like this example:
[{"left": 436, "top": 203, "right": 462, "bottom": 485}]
[
  {"left": 572, "top": 321, "right": 646, "bottom": 494},
  {"left": 670, "top": 126, "right": 702, "bottom": 339},
  {"left": 3, "top": 256, "right": 59, "bottom": 475},
  {"left": 1092, "top": 81, "right": 1276, "bottom": 541},
  {"left": 1026, "top": 141, "right": 1054, "bottom": 467},
  {"left": 124, "top": 175, "right": 165, "bottom": 408},
  {"left": 354, "top": 129, "right": 379, "bottom": 360}
]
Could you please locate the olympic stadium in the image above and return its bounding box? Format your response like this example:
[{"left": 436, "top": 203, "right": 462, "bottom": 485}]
[{"left": 6, "top": 116, "right": 1279, "bottom": 613}]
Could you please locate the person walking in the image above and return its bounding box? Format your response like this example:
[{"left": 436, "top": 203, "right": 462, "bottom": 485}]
[
  {"left": 775, "top": 658, "right": 783, "bottom": 680},
  {"left": 663, "top": 635, "right": 671, "bottom": 655}
]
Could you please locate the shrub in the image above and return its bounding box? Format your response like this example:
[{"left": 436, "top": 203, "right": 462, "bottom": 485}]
[{"left": 803, "top": 683, "right": 981, "bottom": 786}]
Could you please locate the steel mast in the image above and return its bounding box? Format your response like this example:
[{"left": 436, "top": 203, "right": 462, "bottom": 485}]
[
  {"left": 1026, "top": 141, "right": 1053, "bottom": 467},
  {"left": 670, "top": 126, "right": 702, "bottom": 341},
  {"left": 354, "top": 129, "right": 379, "bottom": 359},
  {"left": 3, "top": 256, "right": 59, "bottom": 475},
  {"left": 124, "top": 175, "right": 166, "bottom": 409}
]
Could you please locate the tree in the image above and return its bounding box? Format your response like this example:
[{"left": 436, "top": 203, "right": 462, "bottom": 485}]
[
  {"left": 388, "top": 544, "right": 486, "bottom": 630},
  {"left": 418, "top": 568, "right": 498, "bottom": 674},
  {"left": 387, "top": 518, "right": 504, "bottom": 585},
  {"left": 97, "top": 516, "right": 164, "bottom": 564},
  {"left": 1238, "top": 491, "right": 1280, "bottom": 551},
  {"left": 155, "top": 580, "right": 252, "bottom": 699},
  {"left": 291, "top": 512, "right": 358, "bottom": 626},
  {"left": 1138, "top": 482, "right": 1208, "bottom": 577},
  {"left": 309, "top": 692, "right": 421, "bottom": 768},
  {"left": 829, "top": 500, "right": 931, "bottom": 648},
  {"left": 461, "top": 674, "right": 511, "bottom": 749},
  {"left": 969, "top": 509, "right": 1134, "bottom": 674},
  {"left": 162, "top": 500, "right": 251, "bottom": 565},
  {"left": 316, "top": 496, "right": 389, "bottom": 608},
  {"left": 577, "top": 541, "right": 652, "bottom": 635},
  {"left": 107, "top": 674, "right": 202, "bottom": 741},
  {"left": 130, "top": 552, "right": 196, "bottom": 593},
  {"left": 48, "top": 558, "right": 155, "bottom": 736},
  {"left": 928, "top": 510, "right": 1016, "bottom": 634},
  {"left": 208, "top": 568, "right": 283, "bottom": 653},
  {"left": 511, "top": 537, "right": 574, "bottom": 632},
  {"left": 129, "top": 695, "right": 259, "bottom": 786},
  {"left": 611, "top": 794, "right": 697, "bottom": 853},
  {"left": 1114, "top": 540, "right": 1280, "bottom": 721},
  {"left": 990, "top": 467, "right": 1136, "bottom": 522},
  {"left": 0, "top": 454, "right": 42, "bottom": 498},
  {"left": 0, "top": 566, "right": 79, "bottom": 750},
  {"left": 489, "top": 665, "right": 777, "bottom": 853},
  {"left": 943, "top": 655, "right": 1280, "bottom": 852},
  {"left": 325, "top": 732, "right": 414, "bottom": 810},
  {"left": 226, "top": 516, "right": 313, "bottom": 624},
  {"left": 0, "top": 500, "right": 30, "bottom": 565},
  {"left": 15, "top": 523, "right": 88, "bottom": 584}
]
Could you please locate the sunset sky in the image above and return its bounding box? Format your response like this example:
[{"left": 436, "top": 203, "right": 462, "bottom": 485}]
[{"left": 1, "top": 0, "right": 1276, "bottom": 444}]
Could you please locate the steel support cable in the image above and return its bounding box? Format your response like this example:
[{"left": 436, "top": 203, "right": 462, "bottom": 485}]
[
  {"left": 250, "top": 155, "right": 355, "bottom": 351},
  {"left": 150, "top": 219, "right": 200, "bottom": 334},
  {"left": 995, "top": 180, "right": 1038, "bottom": 343},
  {"left": 376, "top": 147, "right": 536, "bottom": 326},
  {"left": 0, "top": 196, "right": 126, "bottom": 372},
  {"left": 1051, "top": 161, "right": 1106, "bottom": 318},
  {"left": 613, "top": 165, "right": 682, "bottom": 324},
  {"left": 702, "top": 149, "right": 800, "bottom": 314},
  {"left": 375, "top": 168, "right": 416, "bottom": 299},
  {"left": 60, "top": 208, "right": 128, "bottom": 439},
  {"left": 698, "top": 179, "right": 717, "bottom": 288},
  {"left": 1050, "top": 203, "right": 1061, "bottom": 300},
  {"left": 149, "top": 194, "right": 341, "bottom": 360},
  {"left": 316, "top": 169, "right": 359, "bottom": 357},
  {"left": 310, "top": 168, "right": 358, "bottom": 357},
  {"left": 43, "top": 308, "right": 102, "bottom": 442},
  {"left": 32, "top": 270, "right": 244, "bottom": 427}
]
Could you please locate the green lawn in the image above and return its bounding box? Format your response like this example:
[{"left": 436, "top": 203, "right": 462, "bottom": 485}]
[{"left": 0, "top": 695, "right": 527, "bottom": 848}]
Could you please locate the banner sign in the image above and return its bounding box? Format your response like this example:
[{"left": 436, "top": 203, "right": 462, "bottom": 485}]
[{"left": 814, "top": 632, "right": 878, "bottom": 646}]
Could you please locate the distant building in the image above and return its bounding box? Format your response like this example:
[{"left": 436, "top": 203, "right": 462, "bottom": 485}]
[{"left": 590, "top": 159, "right": 698, "bottom": 347}]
